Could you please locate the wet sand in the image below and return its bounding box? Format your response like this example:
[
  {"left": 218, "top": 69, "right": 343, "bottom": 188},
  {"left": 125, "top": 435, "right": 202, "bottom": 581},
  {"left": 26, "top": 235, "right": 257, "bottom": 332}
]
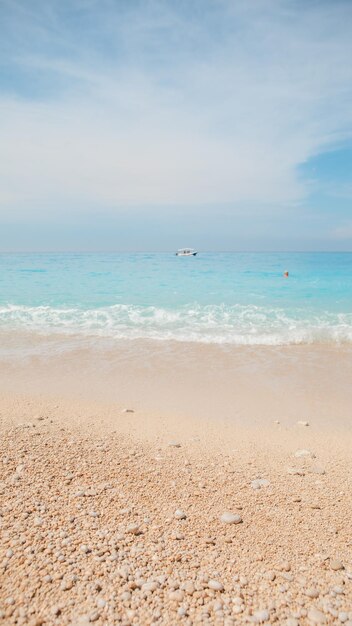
[{"left": 0, "top": 337, "right": 352, "bottom": 624}]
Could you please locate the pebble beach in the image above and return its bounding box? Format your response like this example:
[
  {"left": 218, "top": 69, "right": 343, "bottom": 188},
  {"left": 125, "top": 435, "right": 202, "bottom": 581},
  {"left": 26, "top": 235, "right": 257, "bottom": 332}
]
[{"left": 1, "top": 390, "right": 351, "bottom": 626}]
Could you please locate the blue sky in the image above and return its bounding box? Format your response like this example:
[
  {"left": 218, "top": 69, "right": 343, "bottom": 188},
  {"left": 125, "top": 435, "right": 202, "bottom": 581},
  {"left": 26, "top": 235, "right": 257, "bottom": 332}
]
[{"left": 0, "top": 0, "right": 352, "bottom": 251}]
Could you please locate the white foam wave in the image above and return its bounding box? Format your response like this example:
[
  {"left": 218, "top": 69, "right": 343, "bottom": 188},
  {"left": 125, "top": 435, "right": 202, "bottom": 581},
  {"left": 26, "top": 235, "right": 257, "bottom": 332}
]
[{"left": 1, "top": 303, "right": 352, "bottom": 345}]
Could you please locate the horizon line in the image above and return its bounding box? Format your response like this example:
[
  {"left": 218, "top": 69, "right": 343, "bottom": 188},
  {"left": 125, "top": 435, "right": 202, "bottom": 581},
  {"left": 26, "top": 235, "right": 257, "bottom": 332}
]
[{"left": 1, "top": 250, "right": 352, "bottom": 254}]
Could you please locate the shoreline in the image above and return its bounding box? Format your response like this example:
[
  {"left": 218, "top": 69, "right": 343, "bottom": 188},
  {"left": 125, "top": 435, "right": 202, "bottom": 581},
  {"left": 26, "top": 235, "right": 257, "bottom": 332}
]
[{"left": 1, "top": 334, "right": 352, "bottom": 433}]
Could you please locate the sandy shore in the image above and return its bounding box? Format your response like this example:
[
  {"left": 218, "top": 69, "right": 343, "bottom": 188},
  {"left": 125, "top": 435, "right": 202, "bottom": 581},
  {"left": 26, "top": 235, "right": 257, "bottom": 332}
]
[{"left": 1, "top": 339, "right": 352, "bottom": 625}]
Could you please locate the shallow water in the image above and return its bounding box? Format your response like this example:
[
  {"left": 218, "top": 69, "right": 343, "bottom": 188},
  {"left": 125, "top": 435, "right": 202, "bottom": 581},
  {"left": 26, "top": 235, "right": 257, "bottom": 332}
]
[{"left": 1, "top": 252, "right": 352, "bottom": 345}]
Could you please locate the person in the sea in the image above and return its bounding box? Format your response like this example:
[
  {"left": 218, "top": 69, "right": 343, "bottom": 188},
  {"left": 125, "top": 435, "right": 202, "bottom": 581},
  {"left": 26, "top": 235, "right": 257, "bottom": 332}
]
[{"left": 283, "top": 270, "right": 289, "bottom": 278}]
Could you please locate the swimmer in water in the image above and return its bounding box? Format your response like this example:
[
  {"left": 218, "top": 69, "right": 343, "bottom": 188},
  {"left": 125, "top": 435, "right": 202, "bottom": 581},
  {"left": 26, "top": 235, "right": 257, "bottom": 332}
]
[{"left": 283, "top": 270, "right": 289, "bottom": 278}]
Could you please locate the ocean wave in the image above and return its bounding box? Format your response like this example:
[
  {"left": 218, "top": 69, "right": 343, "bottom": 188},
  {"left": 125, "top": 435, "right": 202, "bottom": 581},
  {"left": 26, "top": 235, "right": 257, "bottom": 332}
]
[{"left": 1, "top": 303, "right": 352, "bottom": 345}]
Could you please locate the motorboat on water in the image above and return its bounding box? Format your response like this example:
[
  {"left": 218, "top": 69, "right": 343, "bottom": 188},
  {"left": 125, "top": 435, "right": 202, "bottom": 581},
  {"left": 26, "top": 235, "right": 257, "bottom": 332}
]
[{"left": 176, "top": 248, "right": 198, "bottom": 256}]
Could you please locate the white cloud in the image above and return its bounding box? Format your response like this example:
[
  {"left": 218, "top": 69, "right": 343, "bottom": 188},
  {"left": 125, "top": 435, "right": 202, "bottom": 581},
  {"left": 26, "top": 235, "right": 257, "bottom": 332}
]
[
  {"left": 332, "top": 223, "right": 352, "bottom": 239},
  {"left": 0, "top": 0, "right": 352, "bottom": 218}
]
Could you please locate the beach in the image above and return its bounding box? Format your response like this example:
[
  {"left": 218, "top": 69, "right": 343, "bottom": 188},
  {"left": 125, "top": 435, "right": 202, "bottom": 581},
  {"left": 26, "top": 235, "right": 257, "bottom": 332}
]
[
  {"left": 2, "top": 0, "right": 352, "bottom": 617},
  {"left": 1, "top": 338, "right": 352, "bottom": 625}
]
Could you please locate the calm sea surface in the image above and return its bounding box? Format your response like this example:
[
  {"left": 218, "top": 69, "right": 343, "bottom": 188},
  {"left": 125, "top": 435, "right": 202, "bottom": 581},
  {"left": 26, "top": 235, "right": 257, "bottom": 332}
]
[{"left": 1, "top": 252, "right": 352, "bottom": 345}]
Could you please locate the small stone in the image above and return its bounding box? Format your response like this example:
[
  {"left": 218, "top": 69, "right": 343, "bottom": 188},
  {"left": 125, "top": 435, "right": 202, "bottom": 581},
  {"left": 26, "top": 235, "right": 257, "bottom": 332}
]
[
  {"left": 330, "top": 559, "right": 344, "bottom": 571},
  {"left": 120, "top": 591, "right": 131, "bottom": 601},
  {"left": 338, "top": 612, "right": 349, "bottom": 623},
  {"left": 168, "top": 441, "right": 181, "bottom": 448},
  {"left": 181, "top": 581, "right": 195, "bottom": 595},
  {"left": 307, "top": 607, "right": 327, "bottom": 624},
  {"left": 73, "top": 617, "right": 90, "bottom": 626},
  {"left": 297, "top": 420, "right": 309, "bottom": 426},
  {"left": 287, "top": 467, "right": 305, "bottom": 476},
  {"left": 251, "top": 609, "right": 270, "bottom": 623},
  {"left": 169, "top": 590, "right": 184, "bottom": 602},
  {"left": 80, "top": 544, "right": 90, "bottom": 553},
  {"left": 331, "top": 585, "right": 344, "bottom": 595},
  {"left": 233, "top": 605, "right": 244, "bottom": 614},
  {"left": 96, "top": 598, "right": 106, "bottom": 608},
  {"left": 208, "top": 579, "right": 224, "bottom": 591},
  {"left": 305, "top": 588, "right": 319, "bottom": 598},
  {"left": 51, "top": 606, "right": 61, "bottom": 616},
  {"left": 220, "top": 512, "right": 242, "bottom": 525},
  {"left": 120, "top": 507, "right": 132, "bottom": 515},
  {"left": 286, "top": 619, "right": 299, "bottom": 626},
  {"left": 251, "top": 478, "right": 270, "bottom": 490},
  {"left": 282, "top": 561, "right": 291, "bottom": 571},
  {"left": 6, "top": 549, "right": 14, "bottom": 558},
  {"left": 33, "top": 516, "right": 43, "bottom": 526},
  {"left": 89, "top": 612, "right": 100, "bottom": 622},
  {"left": 172, "top": 532, "right": 185, "bottom": 540},
  {"left": 142, "top": 581, "right": 158, "bottom": 592},
  {"left": 126, "top": 523, "right": 140, "bottom": 535},
  {"left": 294, "top": 449, "right": 315, "bottom": 458},
  {"left": 310, "top": 466, "right": 326, "bottom": 475},
  {"left": 174, "top": 509, "right": 187, "bottom": 520},
  {"left": 61, "top": 580, "right": 73, "bottom": 591}
]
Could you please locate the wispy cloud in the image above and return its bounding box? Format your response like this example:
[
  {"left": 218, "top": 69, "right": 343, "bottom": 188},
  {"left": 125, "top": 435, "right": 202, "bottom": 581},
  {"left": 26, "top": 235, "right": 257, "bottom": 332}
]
[
  {"left": 0, "top": 0, "right": 352, "bottom": 221},
  {"left": 332, "top": 223, "right": 352, "bottom": 240}
]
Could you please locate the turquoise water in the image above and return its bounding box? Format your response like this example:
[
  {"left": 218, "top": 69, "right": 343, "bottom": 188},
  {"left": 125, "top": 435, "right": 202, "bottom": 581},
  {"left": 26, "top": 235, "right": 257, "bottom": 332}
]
[{"left": 0, "top": 252, "right": 352, "bottom": 345}]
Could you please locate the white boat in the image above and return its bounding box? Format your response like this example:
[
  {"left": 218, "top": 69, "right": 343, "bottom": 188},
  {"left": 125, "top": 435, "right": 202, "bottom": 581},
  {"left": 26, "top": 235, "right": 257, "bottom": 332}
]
[{"left": 176, "top": 248, "right": 198, "bottom": 256}]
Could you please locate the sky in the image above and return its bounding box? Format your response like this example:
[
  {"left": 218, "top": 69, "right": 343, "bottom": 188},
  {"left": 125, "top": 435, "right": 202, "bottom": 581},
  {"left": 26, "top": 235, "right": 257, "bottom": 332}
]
[{"left": 0, "top": 0, "right": 352, "bottom": 251}]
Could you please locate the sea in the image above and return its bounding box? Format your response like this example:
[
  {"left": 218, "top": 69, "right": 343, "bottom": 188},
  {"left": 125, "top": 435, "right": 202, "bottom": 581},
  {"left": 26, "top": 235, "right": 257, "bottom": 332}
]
[{"left": 1, "top": 252, "right": 352, "bottom": 346}]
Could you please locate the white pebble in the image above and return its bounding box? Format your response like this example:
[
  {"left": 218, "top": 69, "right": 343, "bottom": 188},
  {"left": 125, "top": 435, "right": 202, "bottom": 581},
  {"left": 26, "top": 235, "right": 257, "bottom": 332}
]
[
  {"left": 331, "top": 585, "right": 344, "bottom": 595},
  {"left": 294, "top": 449, "right": 315, "bottom": 458},
  {"left": 126, "top": 523, "right": 140, "bottom": 534},
  {"left": 174, "top": 509, "right": 187, "bottom": 520},
  {"left": 252, "top": 609, "right": 270, "bottom": 623},
  {"left": 80, "top": 544, "right": 90, "bottom": 553},
  {"left": 169, "top": 590, "right": 184, "bottom": 602},
  {"left": 310, "top": 466, "right": 326, "bottom": 475},
  {"left": 305, "top": 588, "right": 319, "bottom": 598},
  {"left": 251, "top": 478, "right": 270, "bottom": 490},
  {"left": 51, "top": 606, "right": 61, "bottom": 616},
  {"left": 178, "top": 607, "right": 187, "bottom": 617},
  {"left": 307, "top": 607, "right": 327, "bottom": 624},
  {"left": 61, "top": 580, "right": 73, "bottom": 591},
  {"left": 330, "top": 559, "right": 344, "bottom": 571},
  {"left": 287, "top": 467, "right": 305, "bottom": 476},
  {"left": 208, "top": 579, "right": 224, "bottom": 591},
  {"left": 142, "top": 581, "right": 158, "bottom": 592},
  {"left": 220, "top": 512, "right": 242, "bottom": 524}
]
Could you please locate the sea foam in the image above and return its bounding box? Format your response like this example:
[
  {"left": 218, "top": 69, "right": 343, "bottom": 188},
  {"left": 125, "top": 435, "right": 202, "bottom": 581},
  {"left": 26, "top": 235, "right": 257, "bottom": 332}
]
[{"left": 1, "top": 303, "right": 352, "bottom": 345}]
